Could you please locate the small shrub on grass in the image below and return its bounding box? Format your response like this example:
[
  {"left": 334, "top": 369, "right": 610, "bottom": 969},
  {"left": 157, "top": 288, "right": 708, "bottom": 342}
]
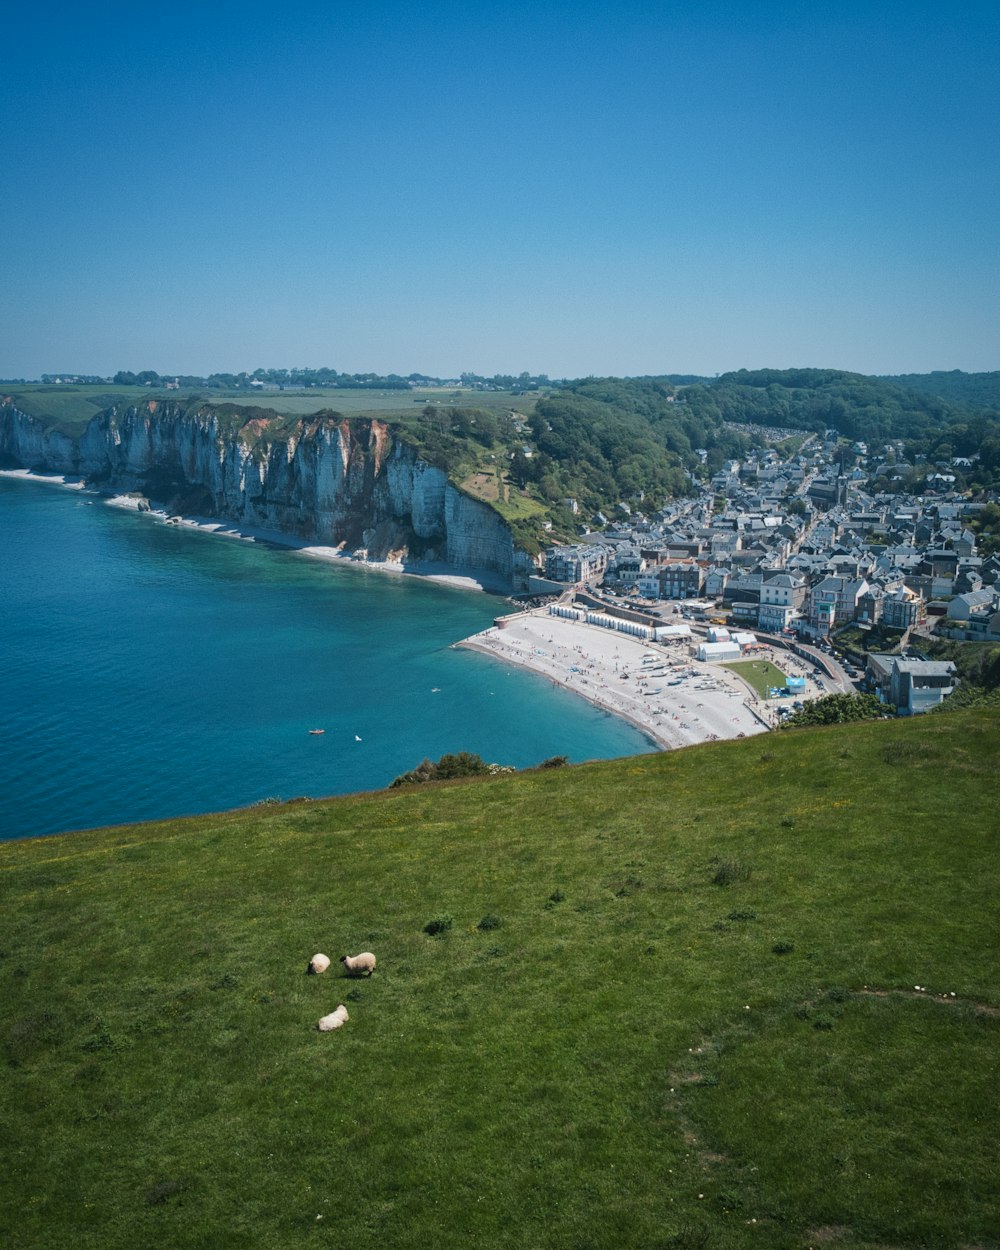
[
  {"left": 548, "top": 889, "right": 565, "bottom": 903},
  {"left": 538, "top": 755, "right": 569, "bottom": 768},
  {"left": 423, "top": 914, "right": 453, "bottom": 937},
  {"left": 476, "top": 914, "right": 503, "bottom": 931},
  {"left": 713, "top": 861, "right": 752, "bottom": 886},
  {"left": 345, "top": 988, "right": 364, "bottom": 1002},
  {"left": 772, "top": 941, "right": 795, "bottom": 955},
  {"left": 727, "top": 909, "right": 757, "bottom": 922},
  {"left": 391, "top": 752, "right": 502, "bottom": 787},
  {"left": 780, "top": 817, "right": 795, "bottom": 828}
]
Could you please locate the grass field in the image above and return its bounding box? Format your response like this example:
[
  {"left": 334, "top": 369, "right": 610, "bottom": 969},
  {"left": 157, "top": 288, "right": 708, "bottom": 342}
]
[
  {"left": 721, "top": 659, "right": 788, "bottom": 698},
  {"left": 1, "top": 709, "right": 997, "bottom": 1250},
  {"left": 2, "top": 385, "right": 541, "bottom": 436}
]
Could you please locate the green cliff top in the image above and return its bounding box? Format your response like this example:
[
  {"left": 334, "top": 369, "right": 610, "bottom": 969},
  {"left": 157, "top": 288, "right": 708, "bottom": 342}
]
[{"left": 2, "top": 708, "right": 997, "bottom": 1249}]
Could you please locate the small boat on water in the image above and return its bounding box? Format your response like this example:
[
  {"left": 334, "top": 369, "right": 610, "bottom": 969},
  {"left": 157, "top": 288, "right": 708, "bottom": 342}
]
[{"left": 308, "top": 729, "right": 325, "bottom": 735}]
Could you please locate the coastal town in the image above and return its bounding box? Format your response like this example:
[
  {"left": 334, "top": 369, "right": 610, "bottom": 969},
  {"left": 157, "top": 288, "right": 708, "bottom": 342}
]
[{"left": 463, "top": 423, "right": 998, "bottom": 741}]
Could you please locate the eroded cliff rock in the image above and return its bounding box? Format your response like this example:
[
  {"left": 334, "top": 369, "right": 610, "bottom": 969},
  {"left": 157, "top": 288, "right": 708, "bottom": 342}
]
[{"left": 0, "top": 399, "right": 522, "bottom": 586}]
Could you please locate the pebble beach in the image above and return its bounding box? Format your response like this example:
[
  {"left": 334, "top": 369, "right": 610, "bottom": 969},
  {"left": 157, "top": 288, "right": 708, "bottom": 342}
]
[{"left": 459, "top": 609, "right": 772, "bottom": 751}]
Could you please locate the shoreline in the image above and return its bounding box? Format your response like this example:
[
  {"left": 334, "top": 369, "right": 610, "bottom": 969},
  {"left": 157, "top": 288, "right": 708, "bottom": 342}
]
[
  {"left": 0, "top": 469, "right": 512, "bottom": 595},
  {"left": 458, "top": 610, "right": 771, "bottom": 753},
  {"left": 3, "top": 469, "right": 771, "bottom": 755}
]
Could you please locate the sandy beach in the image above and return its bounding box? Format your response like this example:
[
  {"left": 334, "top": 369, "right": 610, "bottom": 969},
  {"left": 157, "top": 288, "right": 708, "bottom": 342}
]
[{"left": 459, "top": 609, "right": 772, "bottom": 751}]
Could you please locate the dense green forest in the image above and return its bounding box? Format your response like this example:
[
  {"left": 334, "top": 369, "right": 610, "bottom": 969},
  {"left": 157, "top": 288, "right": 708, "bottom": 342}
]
[
  {"left": 679, "top": 368, "right": 971, "bottom": 440},
  {"left": 881, "top": 369, "right": 1000, "bottom": 413}
]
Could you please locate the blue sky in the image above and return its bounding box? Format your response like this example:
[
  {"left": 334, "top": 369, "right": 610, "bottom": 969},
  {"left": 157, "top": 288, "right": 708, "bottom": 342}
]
[{"left": 2, "top": 0, "right": 997, "bottom": 379}]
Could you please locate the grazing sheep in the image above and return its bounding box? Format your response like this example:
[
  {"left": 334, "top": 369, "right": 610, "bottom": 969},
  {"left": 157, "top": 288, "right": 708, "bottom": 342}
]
[
  {"left": 340, "top": 952, "right": 376, "bottom": 977},
  {"left": 307, "top": 953, "right": 331, "bottom": 975},
  {"left": 317, "top": 1005, "right": 349, "bottom": 1031}
]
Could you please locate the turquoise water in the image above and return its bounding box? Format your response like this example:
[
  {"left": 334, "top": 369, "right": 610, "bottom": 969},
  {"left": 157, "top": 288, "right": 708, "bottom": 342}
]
[{"left": 0, "top": 476, "right": 653, "bottom": 840}]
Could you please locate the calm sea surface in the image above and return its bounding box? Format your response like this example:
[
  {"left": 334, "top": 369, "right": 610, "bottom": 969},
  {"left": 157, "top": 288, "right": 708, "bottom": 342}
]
[{"left": 0, "top": 476, "right": 653, "bottom": 840}]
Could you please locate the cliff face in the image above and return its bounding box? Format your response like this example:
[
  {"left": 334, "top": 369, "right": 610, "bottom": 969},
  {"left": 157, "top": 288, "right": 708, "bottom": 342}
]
[{"left": 0, "top": 400, "right": 520, "bottom": 585}]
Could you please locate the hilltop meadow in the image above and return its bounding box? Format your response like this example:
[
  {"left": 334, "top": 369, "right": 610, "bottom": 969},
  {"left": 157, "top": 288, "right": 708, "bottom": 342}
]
[{"left": 1, "top": 708, "right": 997, "bottom": 1250}]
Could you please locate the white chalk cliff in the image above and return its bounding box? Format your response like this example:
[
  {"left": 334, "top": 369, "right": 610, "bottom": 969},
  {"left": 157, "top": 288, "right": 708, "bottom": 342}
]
[{"left": 0, "top": 400, "right": 523, "bottom": 586}]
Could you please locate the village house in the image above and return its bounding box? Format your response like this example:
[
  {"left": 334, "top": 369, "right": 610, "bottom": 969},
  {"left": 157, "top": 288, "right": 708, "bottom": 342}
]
[{"left": 866, "top": 655, "right": 958, "bottom": 715}]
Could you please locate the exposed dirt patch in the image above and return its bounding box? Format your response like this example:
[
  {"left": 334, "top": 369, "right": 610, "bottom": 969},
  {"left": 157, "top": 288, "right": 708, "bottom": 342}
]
[
  {"left": 806, "top": 1226, "right": 849, "bottom": 1243},
  {"left": 858, "top": 987, "right": 1000, "bottom": 1018}
]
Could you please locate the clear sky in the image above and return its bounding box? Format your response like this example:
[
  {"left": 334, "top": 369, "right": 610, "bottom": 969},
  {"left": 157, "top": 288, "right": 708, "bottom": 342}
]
[{"left": 2, "top": 0, "right": 998, "bottom": 380}]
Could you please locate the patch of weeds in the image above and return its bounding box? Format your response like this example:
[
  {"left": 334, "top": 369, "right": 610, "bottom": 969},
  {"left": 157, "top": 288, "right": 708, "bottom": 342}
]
[
  {"left": 780, "top": 817, "right": 795, "bottom": 828},
  {"left": 882, "top": 740, "right": 928, "bottom": 765},
  {"left": 210, "top": 972, "right": 239, "bottom": 991},
  {"left": 727, "top": 910, "right": 757, "bottom": 922},
  {"left": 710, "top": 921, "right": 731, "bottom": 932},
  {"left": 144, "top": 1178, "right": 185, "bottom": 1206},
  {"left": 611, "top": 875, "right": 644, "bottom": 897},
  {"left": 772, "top": 942, "right": 795, "bottom": 955},
  {"left": 6, "top": 1011, "right": 64, "bottom": 1064},
  {"left": 839, "top": 749, "right": 852, "bottom": 759},
  {"left": 825, "top": 986, "right": 850, "bottom": 1003},
  {"left": 345, "top": 988, "right": 365, "bottom": 1002},
  {"left": 73, "top": 1058, "right": 103, "bottom": 1084},
  {"left": 661, "top": 1225, "right": 711, "bottom": 1249},
  {"left": 257, "top": 993, "right": 273, "bottom": 1005},
  {"left": 712, "top": 861, "right": 752, "bottom": 887},
  {"left": 538, "top": 755, "right": 568, "bottom": 768},
  {"left": 81, "top": 1024, "right": 127, "bottom": 1054},
  {"left": 476, "top": 914, "right": 503, "bottom": 931},
  {"left": 812, "top": 1016, "right": 835, "bottom": 1030},
  {"left": 485, "top": 946, "right": 503, "bottom": 958},
  {"left": 549, "top": 889, "right": 565, "bottom": 903},
  {"left": 759, "top": 751, "right": 775, "bottom": 762},
  {"left": 423, "top": 914, "right": 453, "bottom": 937},
  {"left": 250, "top": 796, "right": 282, "bottom": 807}
]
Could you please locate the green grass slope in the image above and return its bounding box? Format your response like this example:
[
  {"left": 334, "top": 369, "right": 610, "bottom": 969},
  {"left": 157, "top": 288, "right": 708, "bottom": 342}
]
[{"left": 1, "top": 711, "right": 997, "bottom": 1250}]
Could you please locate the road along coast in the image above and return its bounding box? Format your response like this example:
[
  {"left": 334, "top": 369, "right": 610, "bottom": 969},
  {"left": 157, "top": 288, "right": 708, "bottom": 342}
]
[{"left": 458, "top": 609, "right": 770, "bottom": 751}]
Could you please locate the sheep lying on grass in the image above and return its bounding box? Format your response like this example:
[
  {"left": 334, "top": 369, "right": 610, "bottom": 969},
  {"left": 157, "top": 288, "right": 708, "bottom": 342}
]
[
  {"left": 317, "top": 1005, "right": 349, "bottom": 1031},
  {"left": 307, "top": 953, "right": 331, "bottom": 975},
  {"left": 340, "top": 952, "right": 376, "bottom": 977}
]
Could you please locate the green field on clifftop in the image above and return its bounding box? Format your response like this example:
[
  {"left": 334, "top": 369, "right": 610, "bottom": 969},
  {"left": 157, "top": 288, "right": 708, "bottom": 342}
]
[{"left": 1, "top": 710, "right": 997, "bottom": 1250}]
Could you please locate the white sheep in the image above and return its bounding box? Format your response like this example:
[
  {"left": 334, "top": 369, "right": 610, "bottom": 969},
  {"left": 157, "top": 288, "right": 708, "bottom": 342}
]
[
  {"left": 307, "top": 953, "right": 331, "bottom": 975},
  {"left": 340, "top": 951, "right": 376, "bottom": 977},
  {"left": 317, "top": 1005, "right": 349, "bottom": 1031}
]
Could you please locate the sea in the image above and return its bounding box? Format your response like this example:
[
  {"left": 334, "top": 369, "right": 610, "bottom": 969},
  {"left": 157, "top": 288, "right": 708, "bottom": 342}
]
[{"left": 0, "top": 475, "right": 654, "bottom": 841}]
